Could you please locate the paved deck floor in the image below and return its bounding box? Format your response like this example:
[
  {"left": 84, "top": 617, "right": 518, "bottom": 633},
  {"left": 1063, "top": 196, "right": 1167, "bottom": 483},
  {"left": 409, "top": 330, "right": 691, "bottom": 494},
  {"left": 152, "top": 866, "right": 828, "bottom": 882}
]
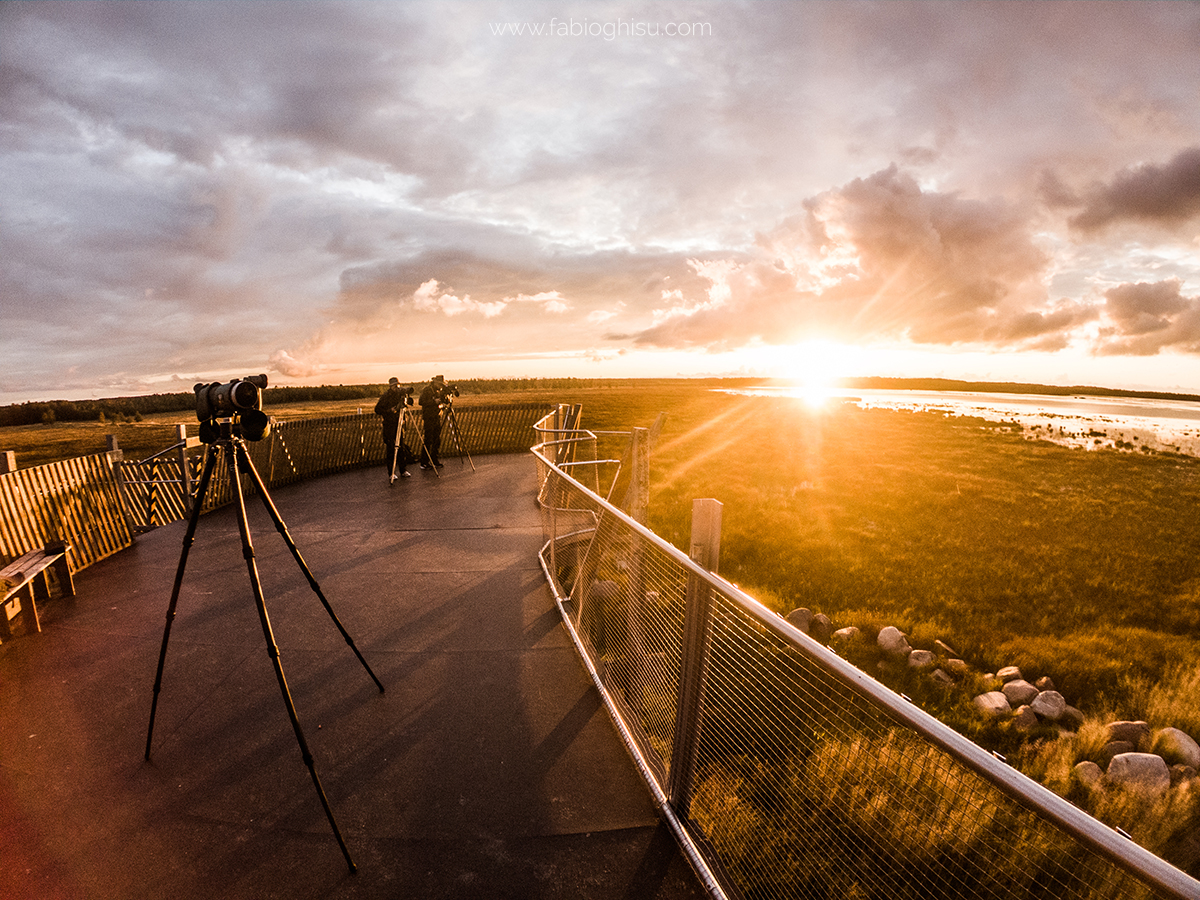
[{"left": 0, "top": 454, "right": 706, "bottom": 900}]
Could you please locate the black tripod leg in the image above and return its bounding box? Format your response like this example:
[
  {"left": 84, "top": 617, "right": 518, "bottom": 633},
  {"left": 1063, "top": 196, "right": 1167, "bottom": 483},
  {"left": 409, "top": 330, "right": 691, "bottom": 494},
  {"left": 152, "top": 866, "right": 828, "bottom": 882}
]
[
  {"left": 146, "top": 444, "right": 217, "bottom": 761},
  {"left": 236, "top": 444, "right": 385, "bottom": 694},
  {"left": 446, "top": 408, "right": 475, "bottom": 472},
  {"left": 227, "top": 442, "right": 357, "bottom": 872}
]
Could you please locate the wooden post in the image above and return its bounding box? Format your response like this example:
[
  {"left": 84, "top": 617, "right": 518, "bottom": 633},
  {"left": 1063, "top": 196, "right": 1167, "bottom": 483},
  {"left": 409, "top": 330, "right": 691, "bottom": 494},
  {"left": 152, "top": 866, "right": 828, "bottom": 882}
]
[
  {"left": 175, "top": 424, "right": 194, "bottom": 515},
  {"left": 106, "top": 435, "right": 120, "bottom": 452},
  {"left": 0, "top": 451, "right": 15, "bottom": 474},
  {"left": 667, "top": 497, "right": 723, "bottom": 816},
  {"left": 625, "top": 427, "right": 650, "bottom": 525}
]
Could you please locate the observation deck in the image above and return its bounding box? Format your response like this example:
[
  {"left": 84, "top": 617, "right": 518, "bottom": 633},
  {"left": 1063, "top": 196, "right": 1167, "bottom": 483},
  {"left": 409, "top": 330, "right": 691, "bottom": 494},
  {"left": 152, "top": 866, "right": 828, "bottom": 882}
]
[{"left": 0, "top": 454, "right": 705, "bottom": 900}]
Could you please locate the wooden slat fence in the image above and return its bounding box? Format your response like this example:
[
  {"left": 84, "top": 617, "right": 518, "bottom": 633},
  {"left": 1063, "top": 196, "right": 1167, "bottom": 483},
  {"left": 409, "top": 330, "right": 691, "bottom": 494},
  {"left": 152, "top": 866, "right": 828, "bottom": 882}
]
[
  {"left": 0, "top": 452, "right": 133, "bottom": 573},
  {"left": 118, "top": 455, "right": 192, "bottom": 530}
]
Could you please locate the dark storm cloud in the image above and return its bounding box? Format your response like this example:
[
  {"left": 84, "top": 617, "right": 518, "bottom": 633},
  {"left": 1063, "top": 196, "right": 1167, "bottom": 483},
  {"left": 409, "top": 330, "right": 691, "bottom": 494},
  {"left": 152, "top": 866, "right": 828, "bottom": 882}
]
[{"left": 1069, "top": 147, "right": 1200, "bottom": 233}]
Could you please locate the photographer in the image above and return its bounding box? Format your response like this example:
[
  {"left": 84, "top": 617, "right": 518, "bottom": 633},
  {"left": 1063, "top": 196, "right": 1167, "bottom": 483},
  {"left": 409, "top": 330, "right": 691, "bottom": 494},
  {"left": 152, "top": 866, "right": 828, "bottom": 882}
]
[
  {"left": 374, "top": 378, "right": 414, "bottom": 478},
  {"left": 418, "top": 374, "right": 453, "bottom": 468}
]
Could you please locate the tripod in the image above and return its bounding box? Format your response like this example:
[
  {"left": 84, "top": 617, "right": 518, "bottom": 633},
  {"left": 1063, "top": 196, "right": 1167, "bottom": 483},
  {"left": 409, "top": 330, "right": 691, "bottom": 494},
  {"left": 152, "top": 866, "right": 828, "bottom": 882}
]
[
  {"left": 439, "top": 402, "right": 475, "bottom": 473},
  {"left": 388, "top": 405, "right": 426, "bottom": 485},
  {"left": 144, "top": 419, "right": 384, "bottom": 872}
]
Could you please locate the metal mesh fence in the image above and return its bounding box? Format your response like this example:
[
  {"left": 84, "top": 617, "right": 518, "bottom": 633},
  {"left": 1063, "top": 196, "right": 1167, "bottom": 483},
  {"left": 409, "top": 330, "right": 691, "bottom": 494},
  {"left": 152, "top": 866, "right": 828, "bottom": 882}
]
[{"left": 531, "top": 411, "right": 1199, "bottom": 900}]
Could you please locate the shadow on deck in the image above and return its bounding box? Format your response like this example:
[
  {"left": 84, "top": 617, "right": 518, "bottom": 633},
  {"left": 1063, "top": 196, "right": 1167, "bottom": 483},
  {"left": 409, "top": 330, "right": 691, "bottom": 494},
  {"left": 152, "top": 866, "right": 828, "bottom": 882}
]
[{"left": 0, "top": 455, "right": 706, "bottom": 900}]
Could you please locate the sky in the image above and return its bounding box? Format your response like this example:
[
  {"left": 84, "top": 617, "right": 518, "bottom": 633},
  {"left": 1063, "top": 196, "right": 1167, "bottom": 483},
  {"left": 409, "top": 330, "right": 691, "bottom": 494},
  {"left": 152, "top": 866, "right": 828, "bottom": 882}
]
[{"left": 4, "top": 0, "right": 1200, "bottom": 403}]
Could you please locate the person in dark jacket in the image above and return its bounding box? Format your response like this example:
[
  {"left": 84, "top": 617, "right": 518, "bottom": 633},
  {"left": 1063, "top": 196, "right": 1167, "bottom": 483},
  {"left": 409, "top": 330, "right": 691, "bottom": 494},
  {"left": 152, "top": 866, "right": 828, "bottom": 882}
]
[
  {"left": 374, "top": 378, "right": 412, "bottom": 478},
  {"left": 418, "top": 375, "right": 447, "bottom": 468}
]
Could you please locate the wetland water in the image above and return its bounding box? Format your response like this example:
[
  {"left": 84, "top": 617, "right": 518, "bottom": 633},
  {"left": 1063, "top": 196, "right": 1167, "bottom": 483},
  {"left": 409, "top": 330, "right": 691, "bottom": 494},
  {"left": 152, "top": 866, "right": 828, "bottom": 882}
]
[{"left": 722, "top": 386, "right": 1200, "bottom": 457}]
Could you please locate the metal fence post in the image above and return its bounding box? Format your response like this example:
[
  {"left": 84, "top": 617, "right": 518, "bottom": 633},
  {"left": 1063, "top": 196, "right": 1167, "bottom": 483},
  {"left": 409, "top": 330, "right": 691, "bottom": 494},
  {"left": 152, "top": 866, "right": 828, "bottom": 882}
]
[{"left": 667, "top": 497, "right": 722, "bottom": 817}]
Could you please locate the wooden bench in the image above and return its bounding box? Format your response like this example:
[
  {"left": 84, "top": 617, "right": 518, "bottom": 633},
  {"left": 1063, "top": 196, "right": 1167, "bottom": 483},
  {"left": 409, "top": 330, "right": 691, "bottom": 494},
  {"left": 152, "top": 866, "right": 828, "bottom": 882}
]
[{"left": 1, "top": 541, "right": 75, "bottom": 642}]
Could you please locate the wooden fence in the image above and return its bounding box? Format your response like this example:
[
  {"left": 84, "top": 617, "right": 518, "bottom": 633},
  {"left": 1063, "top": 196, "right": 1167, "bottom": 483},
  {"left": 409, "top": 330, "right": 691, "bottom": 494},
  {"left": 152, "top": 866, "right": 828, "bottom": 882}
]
[
  {"left": 0, "top": 402, "right": 554, "bottom": 577},
  {"left": 0, "top": 452, "right": 134, "bottom": 574}
]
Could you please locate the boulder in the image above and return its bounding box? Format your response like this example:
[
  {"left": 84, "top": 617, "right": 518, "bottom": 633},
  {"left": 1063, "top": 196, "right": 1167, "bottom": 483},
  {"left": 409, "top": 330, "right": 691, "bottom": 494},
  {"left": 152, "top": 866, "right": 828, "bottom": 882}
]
[
  {"left": 1001, "top": 679, "right": 1039, "bottom": 707},
  {"left": 944, "top": 658, "right": 970, "bottom": 678},
  {"left": 1029, "top": 691, "right": 1067, "bottom": 722},
  {"left": 810, "top": 613, "right": 833, "bottom": 644},
  {"left": 1151, "top": 727, "right": 1200, "bottom": 769},
  {"left": 1035, "top": 675, "right": 1057, "bottom": 692},
  {"left": 1105, "top": 720, "right": 1150, "bottom": 748},
  {"left": 908, "top": 649, "right": 936, "bottom": 669},
  {"left": 997, "top": 666, "right": 1023, "bottom": 683},
  {"left": 1073, "top": 760, "right": 1103, "bottom": 791},
  {"left": 973, "top": 692, "right": 1011, "bottom": 718},
  {"left": 830, "top": 626, "right": 861, "bottom": 649},
  {"left": 786, "top": 608, "right": 813, "bottom": 633},
  {"left": 930, "top": 668, "right": 954, "bottom": 687},
  {"left": 1097, "top": 741, "right": 1136, "bottom": 770},
  {"left": 1106, "top": 753, "right": 1170, "bottom": 795},
  {"left": 877, "top": 626, "right": 911, "bottom": 658},
  {"left": 1013, "top": 705, "right": 1039, "bottom": 731}
]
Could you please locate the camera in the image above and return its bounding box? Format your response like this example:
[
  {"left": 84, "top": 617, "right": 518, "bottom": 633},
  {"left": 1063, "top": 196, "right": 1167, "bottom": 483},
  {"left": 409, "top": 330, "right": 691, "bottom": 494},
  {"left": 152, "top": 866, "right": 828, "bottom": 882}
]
[
  {"left": 194, "top": 374, "right": 271, "bottom": 442},
  {"left": 438, "top": 384, "right": 460, "bottom": 403},
  {"left": 398, "top": 386, "right": 414, "bottom": 407}
]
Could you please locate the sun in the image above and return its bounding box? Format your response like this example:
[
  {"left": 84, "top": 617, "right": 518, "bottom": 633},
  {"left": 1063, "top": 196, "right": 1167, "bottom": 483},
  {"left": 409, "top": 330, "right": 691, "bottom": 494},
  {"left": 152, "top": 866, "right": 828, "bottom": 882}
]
[{"left": 780, "top": 339, "right": 852, "bottom": 408}]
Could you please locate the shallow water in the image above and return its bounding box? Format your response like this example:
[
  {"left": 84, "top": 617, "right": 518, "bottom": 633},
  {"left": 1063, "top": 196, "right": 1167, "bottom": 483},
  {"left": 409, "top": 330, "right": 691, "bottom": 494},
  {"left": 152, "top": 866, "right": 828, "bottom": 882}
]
[{"left": 720, "top": 386, "right": 1200, "bottom": 458}]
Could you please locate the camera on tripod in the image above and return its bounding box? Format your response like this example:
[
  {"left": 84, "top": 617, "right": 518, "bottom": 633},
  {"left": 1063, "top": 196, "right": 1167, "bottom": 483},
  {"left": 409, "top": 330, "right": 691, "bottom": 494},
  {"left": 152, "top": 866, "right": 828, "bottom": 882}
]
[
  {"left": 397, "top": 386, "right": 415, "bottom": 407},
  {"left": 194, "top": 374, "right": 272, "bottom": 442},
  {"left": 436, "top": 383, "right": 460, "bottom": 404}
]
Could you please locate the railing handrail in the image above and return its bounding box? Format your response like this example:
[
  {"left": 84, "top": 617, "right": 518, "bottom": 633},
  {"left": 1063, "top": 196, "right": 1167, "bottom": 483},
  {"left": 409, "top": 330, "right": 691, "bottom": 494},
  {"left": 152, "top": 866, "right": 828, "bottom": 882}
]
[{"left": 530, "top": 413, "right": 1200, "bottom": 900}]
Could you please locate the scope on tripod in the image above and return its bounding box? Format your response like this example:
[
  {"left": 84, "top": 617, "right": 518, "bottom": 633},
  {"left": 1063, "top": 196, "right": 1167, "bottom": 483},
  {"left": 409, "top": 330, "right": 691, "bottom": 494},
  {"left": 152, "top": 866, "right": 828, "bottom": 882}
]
[{"left": 194, "top": 374, "right": 271, "bottom": 442}]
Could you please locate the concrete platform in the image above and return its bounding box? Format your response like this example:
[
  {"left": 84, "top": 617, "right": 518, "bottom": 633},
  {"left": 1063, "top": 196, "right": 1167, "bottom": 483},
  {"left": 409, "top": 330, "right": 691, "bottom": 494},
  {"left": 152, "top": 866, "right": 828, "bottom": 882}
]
[{"left": 0, "top": 454, "right": 706, "bottom": 900}]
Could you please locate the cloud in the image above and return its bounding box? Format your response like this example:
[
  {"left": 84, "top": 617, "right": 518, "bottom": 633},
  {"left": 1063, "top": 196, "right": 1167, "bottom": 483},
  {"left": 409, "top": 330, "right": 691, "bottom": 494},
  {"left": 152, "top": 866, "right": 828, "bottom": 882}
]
[
  {"left": 1097, "top": 279, "right": 1200, "bottom": 355},
  {"left": 269, "top": 349, "right": 321, "bottom": 378},
  {"left": 629, "top": 165, "right": 1059, "bottom": 351},
  {"left": 1069, "top": 147, "right": 1200, "bottom": 233}
]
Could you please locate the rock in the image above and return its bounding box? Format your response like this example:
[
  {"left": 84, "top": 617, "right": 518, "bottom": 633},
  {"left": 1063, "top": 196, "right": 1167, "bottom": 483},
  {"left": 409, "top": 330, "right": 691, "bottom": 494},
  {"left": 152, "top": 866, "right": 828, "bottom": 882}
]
[
  {"left": 1151, "top": 727, "right": 1200, "bottom": 769},
  {"left": 934, "top": 639, "right": 959, "bottom": 658},
  {"left": 1035, "top": 676, "right": 1057, "bottom": 692},
  {"left": 945, "top": 658, "right": 970, "bottom": 678},
  {"left": 1060, "top": 706, "right": 1085, "bottom": 731},
  {"left": 830, "top": 626, "right": 861, "bottom": 648},
  {"left": 1073, "top": 760, "right": 1103, "bottom": 791},
  {"left": 1170, "top": 764, "right": 1197, "bottom": 787},
  {"left": 1097, "top": 741, "right": 1135, "bottom": 770},
  {"left": 997, "top": 665, "right": 1023, "bottom": 683},
  {"left": 930, "top": 668, "right": 954, "bottom": 687},
  {"left": 786, "top": 608, "right": 813, "bottom": 633},
  {"left": 908, "top": 649, "right": 936, "bottom": 669},
  {"left": 1106, "top": 753, "right": 1170, "bottom": 794},
  {"left": 877, "top": 626, "right": 911, "bottom": 658},
  {"left": 810, "top": 613, "right": 833, "bottom": 644},
  {"left": 1029, "top": 691, "right": 1067, "bottom": 722},
  {"left": 1013, "top": 705, "right": 1039, "bottom": 731},
  {"left": 973, "top": 692, "right": 1011, "bottom": 718},
  {"left": 1105, "top": 720, "right": 1150, "bottom": 748},
  {"left": 1002, "top": 679, "right": 1039, "bottom": 707}
]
